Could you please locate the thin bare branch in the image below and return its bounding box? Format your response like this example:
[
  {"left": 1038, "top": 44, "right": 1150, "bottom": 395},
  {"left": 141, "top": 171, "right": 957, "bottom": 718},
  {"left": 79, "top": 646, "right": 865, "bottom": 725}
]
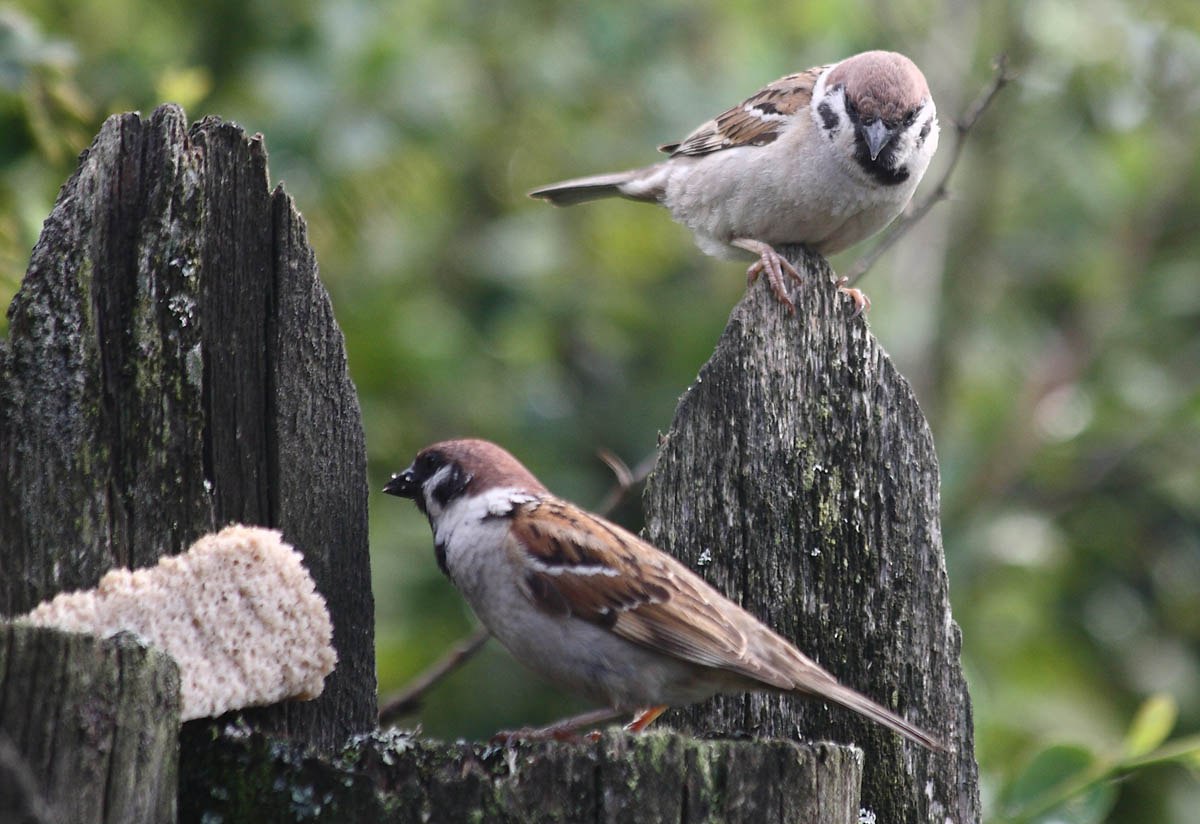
[
  {"left": 595, "top": 447, "right": 656, "bottom": 516},
  {"left": 377, "top": 446, "right": 658, "bottom": 722},
  {"left": 378, "top": 624, "right": 491, "bottom": 724},
  {"left": 845, "top": 55, "right": 1014, "bottom": 286}
]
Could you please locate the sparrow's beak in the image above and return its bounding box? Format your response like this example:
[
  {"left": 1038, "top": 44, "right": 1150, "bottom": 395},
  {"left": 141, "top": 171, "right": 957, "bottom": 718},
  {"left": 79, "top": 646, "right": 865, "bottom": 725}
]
[
  {"left": 382, "top": 467, "right": 419, "bottom": 499},
  {"left": 860, "top": 119, "right": 897, "bottom": 162}
]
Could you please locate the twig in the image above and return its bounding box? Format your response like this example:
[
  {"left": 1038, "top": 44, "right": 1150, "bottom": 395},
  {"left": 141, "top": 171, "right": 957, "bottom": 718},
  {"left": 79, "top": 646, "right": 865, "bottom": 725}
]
[
  {"left": 593, "top": 447, "right": 657, "bottom": 517},
  {"left": 377, "top": 446, "right": 658, "bottom": 723},
  {"left": 378, "top": 624, "right": 491, "bottom": 724},
  {"left": 845, "top": 54, "right": 1014, "bottom": 286}
]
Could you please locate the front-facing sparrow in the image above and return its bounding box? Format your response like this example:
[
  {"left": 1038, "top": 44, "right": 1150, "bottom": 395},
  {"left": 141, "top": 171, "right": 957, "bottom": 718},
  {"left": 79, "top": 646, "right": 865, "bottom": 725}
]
[
  {"left": 384, "top": 438, "right": 941, "bottom": 750},
  {"left": 530, "top": 50, "right": 939, "bottom": 314}
]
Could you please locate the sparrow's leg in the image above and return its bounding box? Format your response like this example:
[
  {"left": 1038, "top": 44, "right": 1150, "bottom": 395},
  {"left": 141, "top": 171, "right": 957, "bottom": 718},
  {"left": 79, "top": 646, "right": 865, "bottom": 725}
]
[
  {"left": 624, "top": 705, "right": 668, "bottom": 733},
  {"left": 835, "top": 277, "right": 872, "bottom": 318},
  {"left": 490, "top": 706, "right": 625, "bottom": 745},
  {"left": 732, "top": 238, "right": 803, "bottom": 312}
]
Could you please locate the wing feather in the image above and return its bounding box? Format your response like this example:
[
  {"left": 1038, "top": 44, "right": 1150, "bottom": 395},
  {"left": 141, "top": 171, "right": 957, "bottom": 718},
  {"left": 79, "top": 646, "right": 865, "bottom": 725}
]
[
  {"left": 659, "top": 66, "right": 825, "bottom": 157},
  {"left": 508, "top": 499, "right": 796, "bottom": 690}
]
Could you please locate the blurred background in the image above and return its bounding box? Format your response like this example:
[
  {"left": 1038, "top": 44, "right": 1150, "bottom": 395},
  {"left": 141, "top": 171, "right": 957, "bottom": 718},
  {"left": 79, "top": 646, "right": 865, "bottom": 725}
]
[{"left": 2, "top": 0, "right": 1197, "bottom": 820}]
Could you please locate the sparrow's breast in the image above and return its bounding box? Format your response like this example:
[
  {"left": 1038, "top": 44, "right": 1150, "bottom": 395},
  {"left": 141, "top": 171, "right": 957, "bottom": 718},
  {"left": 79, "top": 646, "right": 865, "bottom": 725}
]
[{"left": 661, "top": 125, "right": 916, "bottom": 257}]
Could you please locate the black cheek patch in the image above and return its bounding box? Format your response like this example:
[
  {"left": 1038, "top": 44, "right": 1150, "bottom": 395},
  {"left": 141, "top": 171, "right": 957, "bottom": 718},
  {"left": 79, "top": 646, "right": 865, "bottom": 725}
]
[
  {"left": 919, "top": 122, "right": 931, "bottom": 142},
  {"left": 431, "top": 464, "right": 470, "bottom": 508},
  {"left": 817, "top": 101, "right": 839, "bottom": 132}
]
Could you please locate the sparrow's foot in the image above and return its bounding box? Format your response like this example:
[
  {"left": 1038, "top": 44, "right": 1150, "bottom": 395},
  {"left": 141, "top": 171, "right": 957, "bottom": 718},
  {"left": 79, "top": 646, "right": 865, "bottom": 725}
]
[
  {"left": 732, "top": 238, "right": 803, "bottom": 313},
  {"left": 624, "top": 705, "right": 668, "bottom": 733},
  {"left": 491, "top": 706, "right": 624, "bottom": 745},
  {"left": 835, "top": 277, "right": 872, "bottom": 318}
]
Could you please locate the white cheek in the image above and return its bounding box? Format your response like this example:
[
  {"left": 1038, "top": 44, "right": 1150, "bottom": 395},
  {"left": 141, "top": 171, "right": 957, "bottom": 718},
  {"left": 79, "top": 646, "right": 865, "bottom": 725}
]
[
  {"left": 431, "top": 488, "right": 538, "bottom": 604},
  {"left": 421, "top": 464, "right": 456, "bottom": 519},
  {"left": 811, "top": 88, "right": 859, "bottom": 167},
  {"left": 814, "top": 88, "right": 850, "bottom": 141},
  {"left": 903, "top": 110, "right": 939, "bottom": 173},
  {"left": 432, "top": 487, "right": 536, "bottom": 553},
  {"left": 924, "top": 114, "right": 940, "bottom": 157}
]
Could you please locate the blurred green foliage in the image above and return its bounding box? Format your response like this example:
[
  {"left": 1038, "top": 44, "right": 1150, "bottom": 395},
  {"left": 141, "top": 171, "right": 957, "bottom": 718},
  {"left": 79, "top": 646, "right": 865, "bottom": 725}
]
[{"left": 2, "top": 0, "right": 1198, "bottom": 819}]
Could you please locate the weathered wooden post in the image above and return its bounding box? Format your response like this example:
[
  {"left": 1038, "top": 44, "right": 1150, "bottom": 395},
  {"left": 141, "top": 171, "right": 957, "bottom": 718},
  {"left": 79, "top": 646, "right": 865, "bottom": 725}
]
[
  {"left": 0, "top": 105, "right": 977, "bottom": 822},
  {"left": 0, "top": 627, "right": 180, "bottom": 823},
  {"left": 0, "top": 105, "right": 376, "bottom": 817},
  {"left": 643, "top": 251, "right": 980, "bottom": 822}
]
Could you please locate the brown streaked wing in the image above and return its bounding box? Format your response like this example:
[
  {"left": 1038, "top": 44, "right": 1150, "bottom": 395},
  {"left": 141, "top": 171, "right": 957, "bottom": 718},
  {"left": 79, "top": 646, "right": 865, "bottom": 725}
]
[
  {"left": 658, "top": 66, "right": 825, "bottom": 157},
  {"left": 508, "top": 498, "right": 795, "bottom": 690}
]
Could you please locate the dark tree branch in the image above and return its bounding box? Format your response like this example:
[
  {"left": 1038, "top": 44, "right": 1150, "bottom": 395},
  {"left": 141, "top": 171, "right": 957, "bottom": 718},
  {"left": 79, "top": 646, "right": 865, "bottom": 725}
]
[
  {"left": 593, "top": 447, "right": 658, "bottom": 518},
  {"left": 378, "top": 626, "right": 491, "bottom": 724}
]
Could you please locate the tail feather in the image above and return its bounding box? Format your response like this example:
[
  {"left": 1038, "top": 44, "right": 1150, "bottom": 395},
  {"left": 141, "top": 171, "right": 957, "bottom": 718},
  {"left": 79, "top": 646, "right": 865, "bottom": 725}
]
[
  {"left": 529, "top": 168, "right": 662, "bottom": 206},
  {"left": 807, "top": 677, "right": 944, "bottom": 752},
  {"left": 750, "top": 628, "right": 943, "bottom": 750}
]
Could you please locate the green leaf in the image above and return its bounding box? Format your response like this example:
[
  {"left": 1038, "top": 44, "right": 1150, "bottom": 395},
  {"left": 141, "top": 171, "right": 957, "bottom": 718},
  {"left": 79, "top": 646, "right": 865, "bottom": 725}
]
[
  {"left": 1052, "top": 781, "right": 1118, "bottom": 824},
  {"left": 1005, "top": 744, "right": 1095, "bottom": 808},
  {"left": 1002, "top": 744, "right": 1117, "bottom": 824},
  {"left": 1124, "top": 693, "right": 1178, "bottom": 758}
]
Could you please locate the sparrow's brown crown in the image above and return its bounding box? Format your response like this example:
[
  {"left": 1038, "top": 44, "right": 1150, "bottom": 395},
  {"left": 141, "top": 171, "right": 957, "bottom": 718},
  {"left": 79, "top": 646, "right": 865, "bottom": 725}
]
[
  {"left": 826, "top": 50, "right": 931, "bottom": 124},
  {"left": 384, "top": 438, "right": 548, "bottom": 506}
]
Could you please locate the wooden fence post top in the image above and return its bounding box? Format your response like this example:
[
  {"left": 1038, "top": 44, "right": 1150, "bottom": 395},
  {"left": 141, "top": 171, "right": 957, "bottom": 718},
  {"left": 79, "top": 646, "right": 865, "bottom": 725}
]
[
  {"left": 0, "top": 624, "right": 180, "bottom": 824},
  {"left": 0, "top": 104, "right": 375, "bottom": 748},
  {"left": 180, "top": 724, "right": 864, "bottom": 824},
  {"left": 644, "top": 247, "right": 980, "bottom": 822}
]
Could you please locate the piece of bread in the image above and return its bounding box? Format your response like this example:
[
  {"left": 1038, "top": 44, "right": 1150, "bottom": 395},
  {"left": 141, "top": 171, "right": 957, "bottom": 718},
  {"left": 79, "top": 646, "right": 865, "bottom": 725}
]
[{"left": 20, "top": 525, "right": 337, "bottom": 721}]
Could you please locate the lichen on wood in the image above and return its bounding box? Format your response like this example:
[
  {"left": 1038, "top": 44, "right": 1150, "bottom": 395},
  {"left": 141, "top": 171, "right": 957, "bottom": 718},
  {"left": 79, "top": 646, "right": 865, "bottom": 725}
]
[{"left": 179, "top": 724, "right": 863, "bottom": 824}]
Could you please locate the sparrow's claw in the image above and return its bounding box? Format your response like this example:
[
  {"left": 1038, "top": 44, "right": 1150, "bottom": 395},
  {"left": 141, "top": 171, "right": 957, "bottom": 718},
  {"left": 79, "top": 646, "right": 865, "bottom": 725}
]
[
  {"left": 490, "top": 726, "right": 534, "bottom": 746},
  {"left": 624, "top": 705, "right": 668, "bottom": 733},
  {"left": 835, "top": 277, "right": 872, "bottom": 318},
  {"left": 489, "top": 725, "right": 583, "bottom": 745},
  {"left": 733, "top": 238, "right": 802, "bottom": 313},
  {"left": 491, "top": 706, "right": 624, "bottom": 746}
]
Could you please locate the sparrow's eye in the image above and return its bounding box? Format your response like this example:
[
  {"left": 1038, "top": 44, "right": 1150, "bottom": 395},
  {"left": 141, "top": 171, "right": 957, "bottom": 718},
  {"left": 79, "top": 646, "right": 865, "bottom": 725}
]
[{"left": 904, "top": 110, "right": 919, "bottom": 128}]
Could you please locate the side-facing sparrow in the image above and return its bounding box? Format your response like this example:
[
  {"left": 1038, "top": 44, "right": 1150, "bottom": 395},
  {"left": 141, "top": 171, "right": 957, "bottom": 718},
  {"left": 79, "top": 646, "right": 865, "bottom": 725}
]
[
  {"left": 530, "top": 50, "right": 939, "bottom": 314},
  {"left": 384, "top": 438, "right": 941, "bottom": 750}
]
